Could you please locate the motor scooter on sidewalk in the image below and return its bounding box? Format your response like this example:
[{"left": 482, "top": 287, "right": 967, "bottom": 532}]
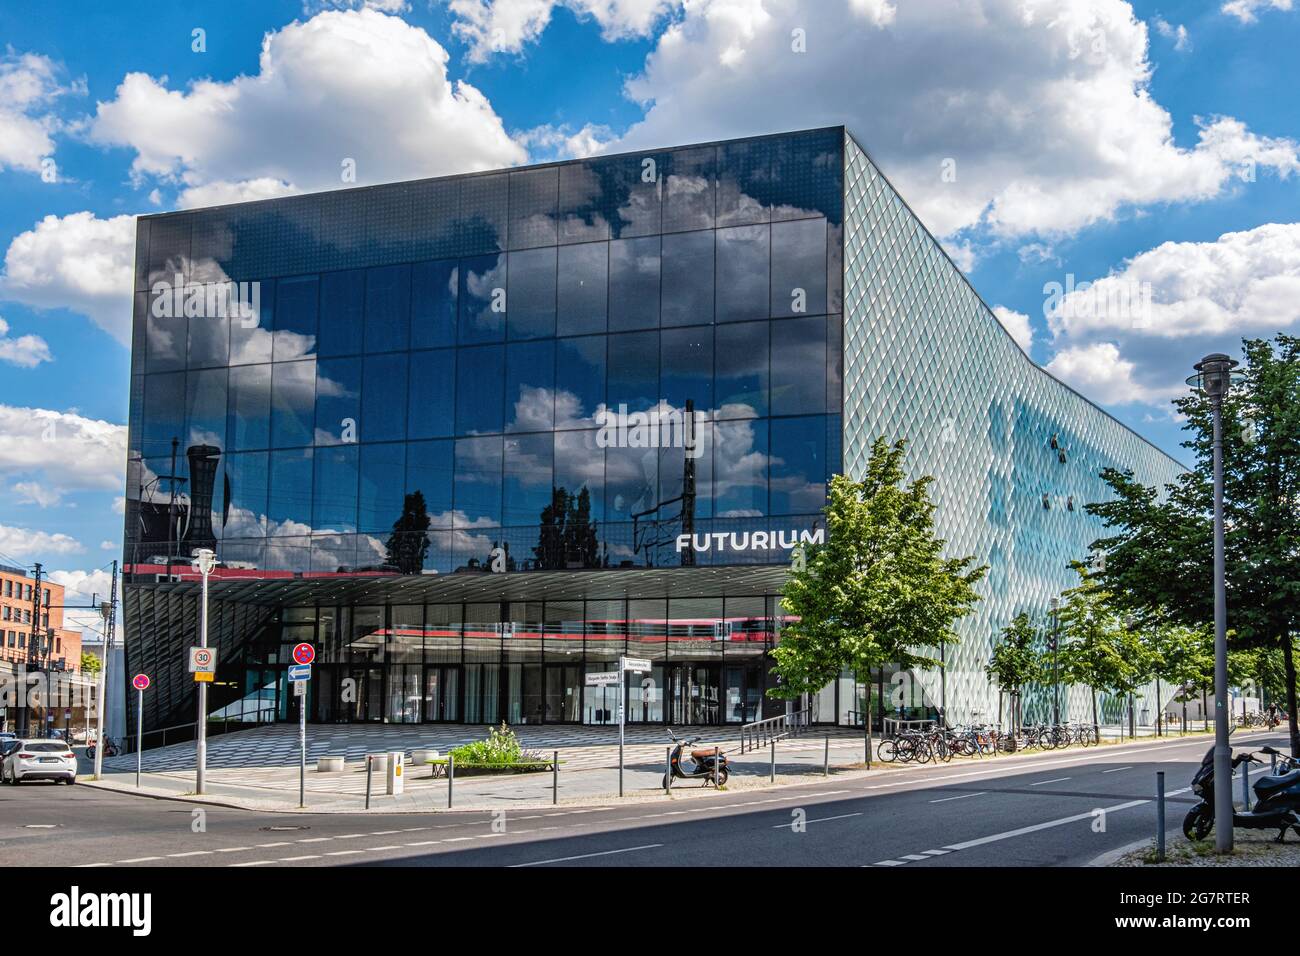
[
  {"left": 1183, "top": 744, "right": 1300, "bottom": 842},
  {"left": 664, "top": 730, "right": 729, "bottom": 789}
]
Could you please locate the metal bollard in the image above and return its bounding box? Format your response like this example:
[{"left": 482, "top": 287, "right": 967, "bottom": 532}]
[
  {"left": 824, "top": 736, "right": 830, "bottom": 777},
  {"left": 1156, "top": 771, "right": 1166, "bottom": 862},
  {"left": 714, "top": 747, "right": 719, "bottom": 789},
  {"left": 552, "top": 750, "right": 558, "bottom": 806},
  {"left": 448, "top": 753, "right": 455, "bottom": 810},
  {"left": 365, "top": 755, "right": 373, "bottom": 810},
  {"left": 665, "top": 747, "right": 672, "bottom": 795},
  {"left": 1242, "top": 758, "right": 1251, "bottom": 810},
  {"left": 770, "top": 739, "right": 776, "bottom": 783}
]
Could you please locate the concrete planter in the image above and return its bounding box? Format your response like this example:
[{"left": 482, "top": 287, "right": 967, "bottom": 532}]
[
  {"left": 411, "top": 749, "right": 439, "bottom": 766},
  {"left": 316, "top": 756, "right": 345, "bottom": 773},
  {"left": 366, "top": 754, "right": 388, "bottom": 774}
]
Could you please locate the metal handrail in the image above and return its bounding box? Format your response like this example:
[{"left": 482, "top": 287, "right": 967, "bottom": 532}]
[
  {"left": 739, "top": 708, "right": 810, "bottom": 754},
  {"left": 122, "top": 706, "right": 278, "bottom": 753}
]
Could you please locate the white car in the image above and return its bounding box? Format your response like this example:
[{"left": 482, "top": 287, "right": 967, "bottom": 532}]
[{"left": 2, "top": 739, "right": 77, "bottom": 785}]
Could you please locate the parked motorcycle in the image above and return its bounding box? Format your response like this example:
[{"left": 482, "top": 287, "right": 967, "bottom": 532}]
[
  {"left": 1183, "top": 745, "right": 1300, "bottom": 842},
  {"left": 664, "top": 730, "right": 729, "bottom": 789},
  {"left": 86, "top": 738, "right": 118, "bottom": 760}
]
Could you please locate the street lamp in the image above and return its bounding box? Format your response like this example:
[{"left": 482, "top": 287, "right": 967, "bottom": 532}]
[
  {"left": 191, "top": 547, "right": 216, "bottom": 795},
  {"left": 93, "top": 601, "right": 112, "bottom": 781},
  {"left": 1186, "top": 352, "right": 1244, "bottom": 854},
  {"left": 1049, "top": 598, "right": 1060, "bottom": 727}
]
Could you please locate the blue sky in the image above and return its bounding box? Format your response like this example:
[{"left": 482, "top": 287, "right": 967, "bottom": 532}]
[{"left": 0, "top": 0, "right": 1296, "bottom": 613}]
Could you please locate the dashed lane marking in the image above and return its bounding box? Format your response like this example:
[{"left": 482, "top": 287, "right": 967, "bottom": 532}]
[
  {"left": 929, "top": 792, "right": 985, "bottom": 803},
  {"left": 510, "top": 844, "right": 664, "bottom": 867}
]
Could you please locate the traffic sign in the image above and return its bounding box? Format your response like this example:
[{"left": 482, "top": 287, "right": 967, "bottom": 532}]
[
  {"left": 585, "top": 671, "right": 620, "bottom": 686},
  {"left": 621, "top": 657, "right": 652, "bottom": 673},
  {"left": 288, "top": 663, "right": 312, "bottom": 682},
  {"left": 132, "top": 673, "right": 150, "bottom": 691},
  {"left": 188, "top": 646, "right": 217, "bottom": 673},
  {"left": 292, "top": 643, "right": 315, "bottom": 665}
]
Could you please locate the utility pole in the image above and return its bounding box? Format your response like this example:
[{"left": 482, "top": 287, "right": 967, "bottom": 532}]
[
  {"left": 93, "top": 561, "right": 117, "bottom": 781},
  {"left": 30, "top": 563, "right": 43, "bottom": 736}
]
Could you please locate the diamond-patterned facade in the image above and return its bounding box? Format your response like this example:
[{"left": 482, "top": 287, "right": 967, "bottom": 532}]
[{"left": 842, "top": 132, "right": 1186, "bottom": 726}]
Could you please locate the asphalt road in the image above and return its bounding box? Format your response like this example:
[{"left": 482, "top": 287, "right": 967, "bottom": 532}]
[{"left": 1, "top": 732, "right": 1285, "bottom": 868}]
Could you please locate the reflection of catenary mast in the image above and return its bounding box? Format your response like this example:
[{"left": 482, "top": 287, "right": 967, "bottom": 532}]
[{"left": 631, "top": 398, "right": 697, "bottom": 567}]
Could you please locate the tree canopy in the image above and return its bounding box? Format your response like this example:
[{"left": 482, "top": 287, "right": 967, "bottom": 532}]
[{"left": 770, "top": 437, "right": 987, "bottom": 705}]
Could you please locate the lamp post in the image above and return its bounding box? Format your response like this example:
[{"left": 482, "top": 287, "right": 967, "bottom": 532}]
[
  {"left": 192, "top": 547, "right": 216, "bottom": 795},
  {"left": 1049, "top": 598, "right": 1060, "bottom": 727},
  {"left": 1187, "top": 353, "right": 1244, "bottom": 854}
]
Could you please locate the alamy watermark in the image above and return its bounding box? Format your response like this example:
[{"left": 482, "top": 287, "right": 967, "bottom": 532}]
[
  {"left": 596, "top": 404, "right": 705, "bottom": 458},
  {"left": 150, "top": 274, "right": 261, "bottom": 326}
]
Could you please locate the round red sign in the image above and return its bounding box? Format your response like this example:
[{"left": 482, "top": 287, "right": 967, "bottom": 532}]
[
  {"left": 292, "top": 643, "right": 315, "bottom": 665},
  {"left": 132, "top": 673, "right": 150, "bottom": 691}
]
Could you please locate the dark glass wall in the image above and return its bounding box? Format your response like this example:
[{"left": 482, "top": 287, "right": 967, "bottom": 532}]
[{"left": 125, "top": 128, "right": 844, "bottom": 579}]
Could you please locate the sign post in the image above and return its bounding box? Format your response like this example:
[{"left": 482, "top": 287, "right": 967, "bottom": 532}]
[
  {"left": 586, "top": 669, "right": 622, "bottom": 794},
  {"left": 291, "top": 644, "right": 314, "bottom": 808},
  {"left": 131, "top": 674, "right": 150, "bottom": 788},
  {"left": 618, "top": 658, "right": 651, "bottom": 797}
]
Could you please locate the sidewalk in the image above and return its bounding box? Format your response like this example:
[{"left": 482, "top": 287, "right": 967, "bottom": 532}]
[{"left": 80, "top": 726, "right": 1250, "bottom": 815}]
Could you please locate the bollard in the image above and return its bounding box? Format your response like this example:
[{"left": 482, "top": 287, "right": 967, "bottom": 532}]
[
  {"left": 770, "top": 739, "right": 776, "bottom": 783},
  {"left": 448, "top": 753, "right": 455, "bottom": 809},
  {"left": 714, "top": 746, "right": 720, "bottom": 789},
  {"left": 665, "top": 747, "right": 672, "bottom": 795},
  {"left": 1156, "top": 771, "right": 1166, "bottom": 862},
  {"left": 1242, "top": 757, "right": 1251, "bottom": 810},
  {"left": 552, "top": 750, "right": 558, "bottom": 806},
  {"left": 365, "top": 755, "right": 373, "bottom": 810},
  {"left": 824, "top": 736, "right": 830, "bottom": 777}
]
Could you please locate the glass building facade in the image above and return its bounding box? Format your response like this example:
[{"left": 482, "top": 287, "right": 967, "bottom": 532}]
[{"left": 122, "top": 127, "right": 1183, "bottom": 734}]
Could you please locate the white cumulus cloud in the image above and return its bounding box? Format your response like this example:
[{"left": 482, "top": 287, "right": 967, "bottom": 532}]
[
  {"left": 607, "top": 0, "right": 1299, "bottom": 239},
  {"left": 0, "top": 524, "right": 84, "bottom": 558},
  {"left": 0, "top": 405, "right": 128, "bottom": 496},
  {"left": 0, "top": 317, "right": 52, "bottom": 367},
  {"left": 0, "top": 51, "right": 81, "bottom": 174},
  {"left": 0, "top": 212, "right": 136, "bottom": 345},
  {"left": 992, "top": 306, "right": 1034, "bottom": 352},
  {"left": 1043, "top": 222, "right": 1300, "bottom": 409},
  {"left": 450, "top": 0, "right": 680, "bottom": 61},
  {"left": 1221, "top": 0, "right": 1293, "bottom": 23},
  {"left": 87, "top": 9, "right": 526, "bottom": 200}
]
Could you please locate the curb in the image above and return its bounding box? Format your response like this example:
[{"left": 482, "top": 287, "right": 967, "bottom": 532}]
[{"left": 1087, "top": 828, "right": 1183, "bottom": 867}]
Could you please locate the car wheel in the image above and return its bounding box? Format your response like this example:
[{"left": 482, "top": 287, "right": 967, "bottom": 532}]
[{"left": 65, "top": 777, "right": 76, "bottom": 785}]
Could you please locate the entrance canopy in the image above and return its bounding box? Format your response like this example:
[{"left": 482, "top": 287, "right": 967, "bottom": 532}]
[{"left": 135, "top": 565, "right": 793, "bottom": 609}]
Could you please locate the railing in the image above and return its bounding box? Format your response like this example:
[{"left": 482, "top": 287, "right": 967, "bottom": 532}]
[
  {"left": 739, "top": 708, "right": 810, "bottom": 754},
  {"left": 123, "top": 706, "right": 278, "bottom": 753},
  {"left": 882, "top": 717, "right": 937, "bottom": 739}
]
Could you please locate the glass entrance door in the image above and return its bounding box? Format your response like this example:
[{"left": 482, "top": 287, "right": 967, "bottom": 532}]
[
  {"left": 668, "top": 665, "right": 721, "bottom": 725},
  {"left": 424, "top": 666, "right": 460, "bottom": 722},
  {"left": 543, "top": 665, "right": 581, "bottom": 723},
  {"left": 349, "top": 667, "right": 383, "bottom": 722}
]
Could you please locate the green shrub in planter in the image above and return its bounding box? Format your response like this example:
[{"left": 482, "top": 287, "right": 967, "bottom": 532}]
[{"left": 449, "top": 722, "right": 544, "bottom": 767}]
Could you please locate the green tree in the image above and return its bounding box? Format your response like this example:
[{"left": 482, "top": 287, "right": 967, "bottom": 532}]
[
  {"left": 986, "top": 612, "right": 1041, "bottom": 733},
  {"left": 1155, "top": 624, "right": 1213, "bottom": 733},
  {"left": 1055, "top": 562, "right": 1130, "bottom": 738},
  {"left": 79, "top": 650, "right": 102, "bottom": 677},
  {"left": 1087, "top": 335, "right": 1300, "bottom": 754},
  {"left": 770, "top": 438, "right": 988, "bottom": 743}
]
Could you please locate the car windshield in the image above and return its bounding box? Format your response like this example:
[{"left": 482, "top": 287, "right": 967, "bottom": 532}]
[{"left": 24, "top": 742, "right": 71, "bottom": 752}]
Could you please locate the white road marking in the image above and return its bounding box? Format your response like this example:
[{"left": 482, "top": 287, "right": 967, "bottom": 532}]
[
  {"left": 511, "top": 844, "right": 664, "bottom": 867},
  {"left": 942, "top": 799, "right": 1149, "bottom": 852},
  {"left": 167, "top": 851, "right": 212, "bottom": 858},
  {"left": 772, "top": 812, "right": 863, "bottom": 829},
  {"left": 214, "top": 846, "right": 250, "bottom": 853},
  {"left": 1101, "top": 767, "right": 1132, "bottom": 774},
  {"left": 874, "top": 859, "right": 907, "bottom": 866},
  {"left": 1029, "top": 777, "right": 1071, "bottom": 786},
  {"left": 324, "top": 849, "right": 363, "bottom": 857},
  {"left": 279, "top": 855, "right": 320, "bottom": 862},
  {"left": 117, "top": 856, "right": 162, "bottom": 863},
  {"left": 230, "top": 860, "right": 274, "bottom": 867},
  {"left": 922, "top": 849, "right": 950, "bottom": 856},
  {"left": 929, "top": 792, "right": 985, "bottom": 803}
]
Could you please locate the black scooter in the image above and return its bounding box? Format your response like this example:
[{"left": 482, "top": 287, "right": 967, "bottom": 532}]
[
  {"left": 664, "top": 730, "right": 729, "bottom": 789},
  {"left": 1183, "top": 745, "right": 1300, "bottom": 842}
]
